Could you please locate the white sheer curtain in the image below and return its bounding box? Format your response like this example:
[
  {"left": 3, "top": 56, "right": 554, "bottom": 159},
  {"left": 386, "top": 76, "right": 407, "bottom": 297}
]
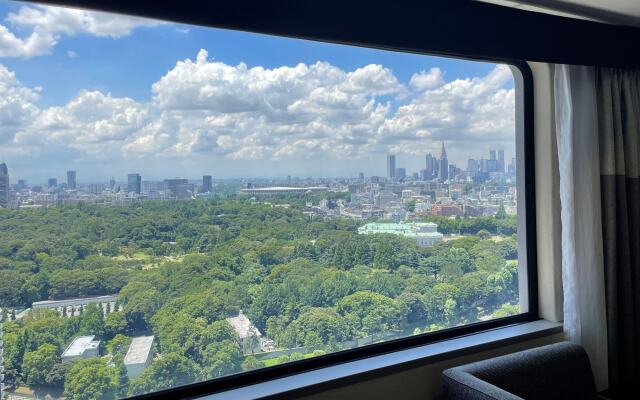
[{"left": 554, "top": 64, "right": 609, "bottom": 391}]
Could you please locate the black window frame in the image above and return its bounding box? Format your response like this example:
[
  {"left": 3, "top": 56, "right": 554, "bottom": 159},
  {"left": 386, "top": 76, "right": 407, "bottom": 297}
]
[{"left": 20, "top": 2, "right": 538, "bottom": 399}]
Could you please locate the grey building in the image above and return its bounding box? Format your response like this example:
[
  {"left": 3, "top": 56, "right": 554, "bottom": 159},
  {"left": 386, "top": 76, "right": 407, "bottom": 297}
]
[
  {"left": 128, "top": 173, "right": 142, "bottom": 194},
  {"left": 0, "top": 163, "right": 8, "bottom": 207},
  {"left": 48, "top": 178, "right": 58, "bottom": 188},
  {"left": 395, "top": 167, "right": 407, "bottom": 180},
  {"left": 426, "top": 153, "right": 438, "bottom": 179},
  {"left": 439, "top": 142, "right": 449, "bottom": 181},
  {"left": 165, "top": 178, "right": 193, "bottom": 199},
  {"left": 202, "top": 175, "right": 213, "bottom": 193},
  {"left": 387, "top": 154, "right": 396, "bottom": 179},
  {"left": 124, "top": 336, "right": 155, "bottom": 379},
  {"left": 467, "top": 159, "right": 479, "bottom": 174},
  {"left": 61, "top": 336, "right": 100, "bottom": 363},
  {"left": 67, "top": 170, "right": 77, "bottom": 189},
  {"left": 498, "top": 149, "right": 505, "bottom": 172}
]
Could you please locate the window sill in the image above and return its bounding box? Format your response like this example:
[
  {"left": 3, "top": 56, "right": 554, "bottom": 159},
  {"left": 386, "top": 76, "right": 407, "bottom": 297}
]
[{"left": 199, "top": 320, "right": 562, "bottom": 400}]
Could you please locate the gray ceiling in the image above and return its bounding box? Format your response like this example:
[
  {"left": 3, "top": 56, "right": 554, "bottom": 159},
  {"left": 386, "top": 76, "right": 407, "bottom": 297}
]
[{"left": 480, "top": 0, "right": 640, "bottom": 27}]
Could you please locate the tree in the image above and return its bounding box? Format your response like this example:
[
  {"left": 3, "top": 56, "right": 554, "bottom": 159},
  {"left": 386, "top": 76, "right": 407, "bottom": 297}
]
[
  {"left": 45, "top": 362, "right": 71, "bottom": 388},
  {"left": 495, "top": 204, "right": 507, "bottom": 219},
  {"left": 116, "top": 363, "right": 129, "bottom": 398},
  {"left": 129, "top": 353, "right": 199, "bottom": 396},
  {"left": 23, "top": 344, "right": 59, "bottom": 386},
  {"left": 79, "top": 304, "right": 105, "bottom": 338},
  {"left": 104, "top": 312, "right": 128, "bottom": 338},
  {"left": 241, "top": 356, "right": 265, "bottom": 371},
  {"left": 107, "top": 334, "right": 132, "bottom": 360},
  {"left": 337, "top": 291, "right": 402, "bottom": 336},
  {"left": 64, "top": 358, "right": 116, "bottom": 400}
]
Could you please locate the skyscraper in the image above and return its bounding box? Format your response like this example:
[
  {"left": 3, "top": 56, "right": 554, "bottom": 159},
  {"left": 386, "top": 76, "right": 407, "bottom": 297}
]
[
  {"left": 67, "top": 170, "right": 77, "bottom": 189},
  {"left": 490, "top": 150, "right": 496, "bottom": 161},
  {"left": 395, "top": 167, "right": 406, "bottom": 180},
  {"left": 202, "top": 175, "right": 213, "bottom": 193},
  {"left": 439, "top": 142, "right": 449, "bottom": 181},
  {"left": 0, "top": 163, "right": 9, "bottom": 207},
  {"left": 165, "top": 178, "right": 192, "bottom": 199},
  {"left": 128, "top": 173, "right": 142, "bottom": 194},
  {"left": 467, "top": 159, "right": 479, "bottom": 174},
  {"left": 387, "top": 154, "right": 396, "bottom": 179},
  {"left": 425, "top": 153, "right": 436, "bottom": 179},
  {"left": 48, "top": 178, "right": 58, "bottom": 188},
  {"left": 498, "top": 149, "right": 505, "bottom": 172}
]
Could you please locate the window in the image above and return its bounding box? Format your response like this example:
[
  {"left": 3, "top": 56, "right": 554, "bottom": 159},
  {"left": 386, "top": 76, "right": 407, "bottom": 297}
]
[{"left": 0, "top": 1, "right": 536, "bottom": 399}]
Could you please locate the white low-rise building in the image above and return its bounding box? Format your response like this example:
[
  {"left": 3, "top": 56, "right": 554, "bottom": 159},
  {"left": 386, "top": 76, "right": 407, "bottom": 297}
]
[
  {"left": 227, "top": 311, "right": 263, "bottom": 354},
  {"left": 62, "top": 336, "right": 100, "bottom": 363},
  {"left": 124, "top": 336, "right": 155, "bottom": 379}
]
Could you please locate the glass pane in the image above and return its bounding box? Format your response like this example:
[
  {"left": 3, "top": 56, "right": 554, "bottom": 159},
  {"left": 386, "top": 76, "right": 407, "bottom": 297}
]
[{"left": 0, "top": 1, "right": 522, "bottom": 398}]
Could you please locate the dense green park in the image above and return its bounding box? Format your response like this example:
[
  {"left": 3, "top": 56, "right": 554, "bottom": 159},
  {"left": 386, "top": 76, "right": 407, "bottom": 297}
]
[{"left": 0, "top": 199, "right": 519, "bottom": 399}]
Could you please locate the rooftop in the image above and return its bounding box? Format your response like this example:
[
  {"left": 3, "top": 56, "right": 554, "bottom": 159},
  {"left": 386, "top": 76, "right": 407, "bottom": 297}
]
[
  {"left": 33, "top": 294, "right": 118, "bottom": 308},
  {"left": 226, "top": 311, "right": 262, "bottom": 339},
  {"left": 358, "top": 222, "right": 443, "bottom": 238},
  {"left": 62, "top": 336, "right": 99, "bottom": 358},
  {"left": 124, "top": 336, "right": 155, "bottom": 365},
  {"left": 240, "top": 186, "right": 328, "bottom": 192}
]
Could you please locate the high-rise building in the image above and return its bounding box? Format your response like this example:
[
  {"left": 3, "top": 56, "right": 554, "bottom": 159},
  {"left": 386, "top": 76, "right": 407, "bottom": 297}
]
[
  {"left": 498, "top": 149, "right": 505, "bottom": 172},
  {"left": 508, "top": 157, "right": 516, "bottom": 175},
  {"left": 0, "top": 162, "right": 9, "bottom": 207},
  {"left": 202, "top": 175, "right": 213, "bottom": 193},
  {"left": 48, "top": 178, "right": 58, "bottom": 188},
  {"left": 358, "top": 172, "right": 365, "bottom": 181},
  {"left": 425, "top": 153, "right": 437, "bottom": 179},
  {"left": 67, "top": 170, "right": 77, "bottom": 190},
  {"left": 439, "top": 142, "right": 449, "bottom": 181},
  {"left": 165, "top": 179, "right": 193, "bottom": 199},
  {"left": 387, "top": 154, "right": 396, "bottom": 179},
  {"left": 128, "top": 173, "right": 142, "bottom": 194},
  {"left": 490, "top": 150, "right": 496, "bottom": 161},
  {"left": 467, "top": 159, "right": 479, "bottom": 174},
  {"left": 395, "top": 168, "right": 406, "bottom": 180},
  {"left": 109, "top": 176, "right": 116, "bottom": 190}
]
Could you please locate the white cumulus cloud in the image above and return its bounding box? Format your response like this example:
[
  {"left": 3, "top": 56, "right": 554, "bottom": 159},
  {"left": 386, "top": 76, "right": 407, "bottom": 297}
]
[
  {"left": 0, "top": 4, "right": 161, "bottom": 58},
  {"left": 0, "top": 53, "right": 516, "bottom": 176}
]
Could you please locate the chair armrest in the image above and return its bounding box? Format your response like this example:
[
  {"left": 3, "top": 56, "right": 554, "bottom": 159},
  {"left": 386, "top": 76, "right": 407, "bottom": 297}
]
[{"left": 443, "top": 369, "right": 523, "bottom": 400}]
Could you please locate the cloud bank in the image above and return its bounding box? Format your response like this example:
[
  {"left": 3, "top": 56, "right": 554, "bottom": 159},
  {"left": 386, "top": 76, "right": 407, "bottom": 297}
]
[{"left": 0, "top": 49, "right": 515, "bottom": 178}]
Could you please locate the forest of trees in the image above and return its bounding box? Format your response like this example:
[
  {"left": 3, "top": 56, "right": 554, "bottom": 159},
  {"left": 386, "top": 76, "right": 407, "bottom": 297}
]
[{"left": 0, "top": 199, "right": 519, "bottom": 399}]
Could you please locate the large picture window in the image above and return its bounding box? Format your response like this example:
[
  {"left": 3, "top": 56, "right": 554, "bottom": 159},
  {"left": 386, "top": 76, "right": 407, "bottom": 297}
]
[{"left": 0, "top": 1, "right": 535, "bottom": 399}]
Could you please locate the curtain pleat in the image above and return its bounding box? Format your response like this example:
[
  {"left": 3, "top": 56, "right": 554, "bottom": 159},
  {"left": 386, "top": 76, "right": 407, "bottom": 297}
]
[{"left": 597, "top": 68, "right": 640, "bottom": 388}]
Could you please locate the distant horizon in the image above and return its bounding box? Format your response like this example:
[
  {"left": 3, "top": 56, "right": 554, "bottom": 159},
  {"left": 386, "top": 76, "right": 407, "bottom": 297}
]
[{"left": 2, "top": 145, "right": 513, "bottom": 184}]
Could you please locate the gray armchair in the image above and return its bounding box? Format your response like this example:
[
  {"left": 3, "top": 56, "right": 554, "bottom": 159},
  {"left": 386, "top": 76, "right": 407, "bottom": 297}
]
[{"left": 442, "top": 341, "right": 598, "bottom": 400}]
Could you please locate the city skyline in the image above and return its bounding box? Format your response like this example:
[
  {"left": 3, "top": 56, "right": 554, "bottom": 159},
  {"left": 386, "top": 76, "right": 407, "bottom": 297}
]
[{"left": 1, "top": 146, "right": 512, "bottom": 186}]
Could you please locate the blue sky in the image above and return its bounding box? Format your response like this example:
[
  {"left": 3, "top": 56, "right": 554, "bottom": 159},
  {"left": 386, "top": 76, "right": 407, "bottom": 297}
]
[{"left": 0, "top": 1, "right": 516, "bottom": 182}]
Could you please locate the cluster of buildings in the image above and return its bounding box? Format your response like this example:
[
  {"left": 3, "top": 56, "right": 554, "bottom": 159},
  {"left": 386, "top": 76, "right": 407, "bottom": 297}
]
[
  {"left": 386, "top": 143, "right": 514, "bottom": 184},
  {"left": 61, "top": 335, "right": 155, "bottom": 379},
  {"left": 0, "top": 163, "right": 216, "bottom": 208}
]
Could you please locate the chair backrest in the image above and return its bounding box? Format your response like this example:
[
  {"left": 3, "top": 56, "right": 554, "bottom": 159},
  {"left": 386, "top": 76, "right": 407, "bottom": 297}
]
[{"left": 443, "top": 342, "right": 598, "bottom": 400}]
